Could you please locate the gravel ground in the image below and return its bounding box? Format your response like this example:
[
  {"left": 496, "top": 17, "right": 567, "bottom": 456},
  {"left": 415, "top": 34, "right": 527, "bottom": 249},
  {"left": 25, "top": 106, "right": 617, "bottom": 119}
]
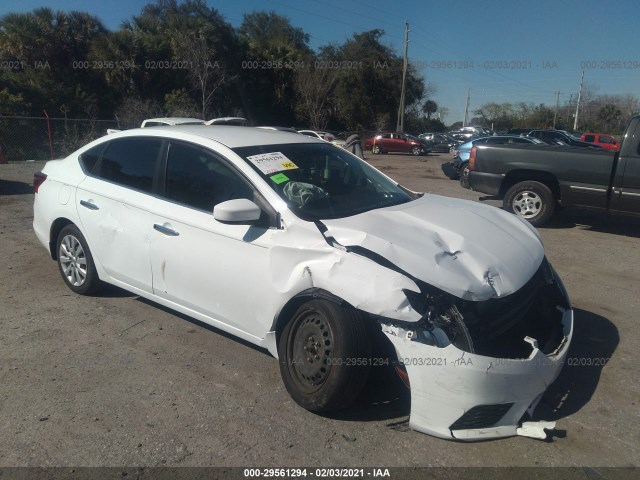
[{"left": 0, "top": 154, "right": 638, "bottom": 471}]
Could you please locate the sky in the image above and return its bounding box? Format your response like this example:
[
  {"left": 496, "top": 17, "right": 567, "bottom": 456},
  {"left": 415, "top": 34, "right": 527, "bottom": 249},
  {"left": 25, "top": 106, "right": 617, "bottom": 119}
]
[{"left": 2, "top": 0, "right": 639, "bottom": 123}]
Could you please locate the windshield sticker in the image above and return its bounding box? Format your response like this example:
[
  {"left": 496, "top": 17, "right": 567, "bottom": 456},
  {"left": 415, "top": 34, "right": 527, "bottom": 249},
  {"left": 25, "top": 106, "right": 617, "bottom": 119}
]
[
  {"left": 246, "top": 152, "right": 299, "bottom": 174},
  {"left": 270, "top": 172, "right": 290, "bottom": 184}
]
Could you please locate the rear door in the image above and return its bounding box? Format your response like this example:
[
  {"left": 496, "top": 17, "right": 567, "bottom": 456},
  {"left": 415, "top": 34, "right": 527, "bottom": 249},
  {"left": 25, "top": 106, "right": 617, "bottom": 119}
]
[{"left": 76, "top": 137, "right": 163, "bottom": 292}]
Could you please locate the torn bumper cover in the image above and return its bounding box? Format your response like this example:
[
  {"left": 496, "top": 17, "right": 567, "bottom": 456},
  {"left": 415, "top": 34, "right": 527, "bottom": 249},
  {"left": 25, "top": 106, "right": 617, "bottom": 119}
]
[{"left": 380, "top": 262, "right": 573, "bottom": 441}]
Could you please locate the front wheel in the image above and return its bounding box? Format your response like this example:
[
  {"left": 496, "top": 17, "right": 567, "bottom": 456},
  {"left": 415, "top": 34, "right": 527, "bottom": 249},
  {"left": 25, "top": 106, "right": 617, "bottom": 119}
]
[
  {"left": 411, "top": 146, "right": 422, "bottom": 156},
  {"left": 278, "top": 300, "right": 371, "bottom": 412},
  {"left": 56, "top": 224, "right": 100, "bottom": 294},
  {"left": 503, "top": 181, "right": 555, "bottom": 226},
  {"left": 459, "top": 163, "right": 470, "bottom": 189},
  {"left": 372, "top": 144, "right": 382, "bottom": 154}
]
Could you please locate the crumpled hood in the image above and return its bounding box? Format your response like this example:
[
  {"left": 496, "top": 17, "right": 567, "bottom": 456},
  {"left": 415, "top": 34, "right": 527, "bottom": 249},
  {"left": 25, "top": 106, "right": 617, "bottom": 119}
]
[{"left": 322, "top": 195, "right": 544, "bottom": 301}]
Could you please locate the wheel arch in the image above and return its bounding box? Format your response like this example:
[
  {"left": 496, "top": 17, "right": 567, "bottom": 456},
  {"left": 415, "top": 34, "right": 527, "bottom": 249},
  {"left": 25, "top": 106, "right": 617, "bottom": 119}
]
[
  {"left": 500, "top": 170, "right": 561, "bottom": 200},
  {"left": 271, "top": 288, "right": 353, "bottom": 346},
  {"left": 49, "top": 217, "right": 76, "bottom": 260}
]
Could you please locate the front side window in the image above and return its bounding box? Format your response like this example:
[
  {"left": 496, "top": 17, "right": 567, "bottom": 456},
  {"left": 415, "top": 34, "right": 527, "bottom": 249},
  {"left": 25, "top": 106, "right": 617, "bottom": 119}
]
[
  {"left": 97, "top": 138, "right": 162, "bottom": 193},
  {"left": 234, "top": 143, "right": 415, "bottom": 220},
  {"left": 164, "top": 141, "right": 253, "bottom": 212}
]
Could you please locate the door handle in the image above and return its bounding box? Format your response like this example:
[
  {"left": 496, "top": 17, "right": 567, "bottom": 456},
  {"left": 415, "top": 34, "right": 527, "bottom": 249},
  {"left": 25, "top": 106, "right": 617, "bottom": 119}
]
[
  {"left": 153, "top": 223, "right": 180, "bottom": 236},
  {"left": 80, "top": 199, "right": 99, "bottom": 210}
]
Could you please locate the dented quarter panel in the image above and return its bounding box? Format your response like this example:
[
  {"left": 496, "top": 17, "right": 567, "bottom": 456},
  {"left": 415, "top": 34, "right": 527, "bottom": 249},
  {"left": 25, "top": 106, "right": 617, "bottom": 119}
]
[
  {"left": 323, "top": 194, "right": 545, "bottom": 301},
  {"left": 268, "top": 220, "right": 422, "bottom": 324}
]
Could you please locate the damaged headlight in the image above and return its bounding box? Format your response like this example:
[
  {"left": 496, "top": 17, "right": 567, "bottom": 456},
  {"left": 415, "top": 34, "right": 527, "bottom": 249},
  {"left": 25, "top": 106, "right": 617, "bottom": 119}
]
[{"left": 398, "top": 258, "right": 568, "bottom": 359}]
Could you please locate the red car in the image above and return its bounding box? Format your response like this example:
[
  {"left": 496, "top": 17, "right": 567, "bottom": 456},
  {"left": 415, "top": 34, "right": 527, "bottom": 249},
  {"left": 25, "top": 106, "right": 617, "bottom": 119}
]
[
  {"left": 365, "top": 133, "right": 429, "bottom": 155},
  {"left": 580, "top": 133, "right": 620, "bottom": 151}
]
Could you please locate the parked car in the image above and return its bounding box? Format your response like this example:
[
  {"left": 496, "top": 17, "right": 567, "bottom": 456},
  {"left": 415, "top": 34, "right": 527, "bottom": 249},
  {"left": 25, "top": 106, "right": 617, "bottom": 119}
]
[
  {"left": 526, "top": 129, "right": 602, "bottom": 149},
  {"left": 205, "top": 117, "right": 248, "bottom": 126},
  {"left": 365, "top": 132, "right": 430, "bottom": 155},
  {"left": 442, "top": 136, "right": 545, "bottom": 187},
  {"left": 420, "top": 133, "right": 461, "bottom": 153},
  {"left": 298, "top": 129, "right": 349, "bottom": 149},
  {"left": 468, "top": 115, "right": 640, "bottom": 225},
  {"left": 141, "top": 117, "right": 205, "bottom": 128},
  {"left": 580, "top": 133, "right": 620, "bottom": 151},
  {"left": 33, "top": 125, "right": 572, "bottom": 441},
  {"left": 298, "top": 130, "right": 335, "bottom": 142},
  {"left": 507, "top": 128, "right": 533, "bottom": 135}
]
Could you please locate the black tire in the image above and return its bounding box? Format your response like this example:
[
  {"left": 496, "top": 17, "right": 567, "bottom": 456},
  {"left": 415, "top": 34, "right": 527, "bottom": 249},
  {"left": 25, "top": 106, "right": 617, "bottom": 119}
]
[
  {"left": 459, "top": 163, "right": 470, "bottom": 189},
  {"left": 411, "top": 146, "right": 422, "bottom": 156},
  {"left": 503, "top": 181, "right": 555, "bottom": 226},
  {"left": 278, "top": 299, "right": 371, "bottom": 412},
  {"left": 372, "top": 144, "right": 382, "bottom": 154},
  {"left": 56, "top": 224, "right": 100, "bottom": 295}
]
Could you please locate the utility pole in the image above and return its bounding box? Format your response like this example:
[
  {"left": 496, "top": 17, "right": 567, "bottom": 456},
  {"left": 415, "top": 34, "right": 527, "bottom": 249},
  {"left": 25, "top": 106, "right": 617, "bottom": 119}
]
[
  {"left": 573, "top": 70, "right": 584, "bottom": 131},
  {"left": 397, "top": 21, "right": 409, "bottom": 133},
  {"left": 463, "top": 88, "right": 470, "bottom": 127},
  {"left": 553, "top": 91, "right": 561, "bottom": 128}
]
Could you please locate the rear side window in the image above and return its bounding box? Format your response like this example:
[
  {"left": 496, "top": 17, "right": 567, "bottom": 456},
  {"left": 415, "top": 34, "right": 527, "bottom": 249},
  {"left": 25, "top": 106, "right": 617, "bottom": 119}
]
[
  {"left": 79, "top": 143, "right": 107, "bottom": 174},
  {"left": 97, "top": 138, "right": 162, "bottom": 193},
  {"left": 584, "top": 134, "right": 596, "bottom": 142}
]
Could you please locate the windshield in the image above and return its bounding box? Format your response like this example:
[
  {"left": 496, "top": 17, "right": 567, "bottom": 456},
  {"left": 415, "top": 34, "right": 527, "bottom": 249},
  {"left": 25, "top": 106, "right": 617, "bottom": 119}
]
[{"left": 233, "top": 143, "right": 415, "bottom": 220}]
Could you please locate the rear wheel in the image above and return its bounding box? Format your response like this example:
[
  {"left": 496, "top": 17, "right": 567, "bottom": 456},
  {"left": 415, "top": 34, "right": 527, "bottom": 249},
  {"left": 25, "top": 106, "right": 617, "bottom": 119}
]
[
  {"left": 278, "top": 300, "right": 371, "bottom": 412},
  {"left": 411, "top": 146, "right": 422, "bottom": 156},
  {"left": 56, "top": 224, "right": 100, "bottom": 294},
  {"left": 459, "top": 163, "right": 470, "bottom": 188},
  {"left": 503, "top": 181, "right": 555, "bottom": 226}
]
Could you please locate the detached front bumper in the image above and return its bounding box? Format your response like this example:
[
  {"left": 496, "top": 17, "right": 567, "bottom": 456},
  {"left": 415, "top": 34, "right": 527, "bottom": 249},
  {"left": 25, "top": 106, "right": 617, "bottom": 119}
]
[{"left": 382, "top": 307, "right": 573, "bottom": 441}]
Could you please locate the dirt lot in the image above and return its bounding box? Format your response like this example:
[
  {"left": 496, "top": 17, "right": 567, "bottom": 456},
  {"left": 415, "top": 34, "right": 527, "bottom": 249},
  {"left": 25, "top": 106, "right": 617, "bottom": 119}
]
[{"left": 1, "top": 154, "right": 639, "bottom": 470}]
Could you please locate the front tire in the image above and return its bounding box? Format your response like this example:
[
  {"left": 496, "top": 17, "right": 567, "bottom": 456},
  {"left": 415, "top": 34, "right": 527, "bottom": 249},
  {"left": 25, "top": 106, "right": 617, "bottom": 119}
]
[
  {"left": 503, "top": 181, "right": 555, "bottom": 226},
  {"left": 56, "top": 224, "right": 100, "bottom": 295},
  {"left": 411, "top": 146, "right": 422, "bottom": 156},
  {"left": 372, "top": 144, "right": 382, "bottom": 154},
  {"left": 278, "top": 300, "right": 371, "bottom": 412}
]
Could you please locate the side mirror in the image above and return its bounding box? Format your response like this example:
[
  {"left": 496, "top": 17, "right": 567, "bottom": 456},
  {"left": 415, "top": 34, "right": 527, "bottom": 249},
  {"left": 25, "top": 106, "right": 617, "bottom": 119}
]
[{"left": 213, "top": 199, "right": 261, "bottom": 224}]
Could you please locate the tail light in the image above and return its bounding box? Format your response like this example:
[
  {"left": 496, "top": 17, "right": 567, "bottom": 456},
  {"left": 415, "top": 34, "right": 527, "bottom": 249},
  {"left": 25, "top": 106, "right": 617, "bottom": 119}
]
[
  {"left": 469, "top": 146, "right": 477, "bottom": 171},
  {"left": 393, "top": 361, "right": 411, "bottom": 389},
  {"left": 33, "top": 172, "right": 47, "bottom": 193}
]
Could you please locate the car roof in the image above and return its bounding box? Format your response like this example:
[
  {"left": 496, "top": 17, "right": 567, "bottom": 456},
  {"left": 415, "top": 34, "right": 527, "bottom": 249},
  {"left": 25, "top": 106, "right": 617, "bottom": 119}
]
[{"left": 107, "top": 125, "right": 321, "bottom": 149}]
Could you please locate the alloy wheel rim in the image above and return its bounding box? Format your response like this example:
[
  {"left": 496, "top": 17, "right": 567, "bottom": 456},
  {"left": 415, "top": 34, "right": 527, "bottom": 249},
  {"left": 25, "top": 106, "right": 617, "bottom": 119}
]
[
  {"left": 59, "top": 235, "right": 87, "bottom": 286},
  {"left": 513, "top": 191, "right": 542, "bottom": 218}
]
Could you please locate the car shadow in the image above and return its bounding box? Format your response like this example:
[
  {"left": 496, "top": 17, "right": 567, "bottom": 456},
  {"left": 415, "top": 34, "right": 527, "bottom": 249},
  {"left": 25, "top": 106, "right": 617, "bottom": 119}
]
[
  {"left": 0, "top": 178, "right": 32, "bottom": 195},
  {"left": 532, "top": 307, "right": 619, "bottom": 425},
  {"left": 134, "top": 296, "right": 271, "bottom": 354},
  {"left": 329, "top": 363, "right": 411, "bottom": 423},
  {"left": 91, "top": 283, "right": 138, "bottom": 298},
  {"left": 542, "top": 209, "right": 640, "bottom": 238}
]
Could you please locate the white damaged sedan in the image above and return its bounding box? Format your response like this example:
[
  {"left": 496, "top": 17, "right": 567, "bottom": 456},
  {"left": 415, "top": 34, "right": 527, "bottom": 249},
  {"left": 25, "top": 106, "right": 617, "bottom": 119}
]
[{"left": 33, "top": 126, "right": 573, "bottom": 441}]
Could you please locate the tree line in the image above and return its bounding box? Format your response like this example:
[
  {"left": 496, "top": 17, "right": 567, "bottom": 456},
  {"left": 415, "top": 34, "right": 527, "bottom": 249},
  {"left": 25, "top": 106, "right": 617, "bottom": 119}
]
[
  {"left": 469, "top": 93, "right": 639, "bottom": 134},
  {"left": 1, "top": 0, "right": 636, "bottom": 137},
  {"left": 0, "top": 0, "right": 439, "bottom": 134}
]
